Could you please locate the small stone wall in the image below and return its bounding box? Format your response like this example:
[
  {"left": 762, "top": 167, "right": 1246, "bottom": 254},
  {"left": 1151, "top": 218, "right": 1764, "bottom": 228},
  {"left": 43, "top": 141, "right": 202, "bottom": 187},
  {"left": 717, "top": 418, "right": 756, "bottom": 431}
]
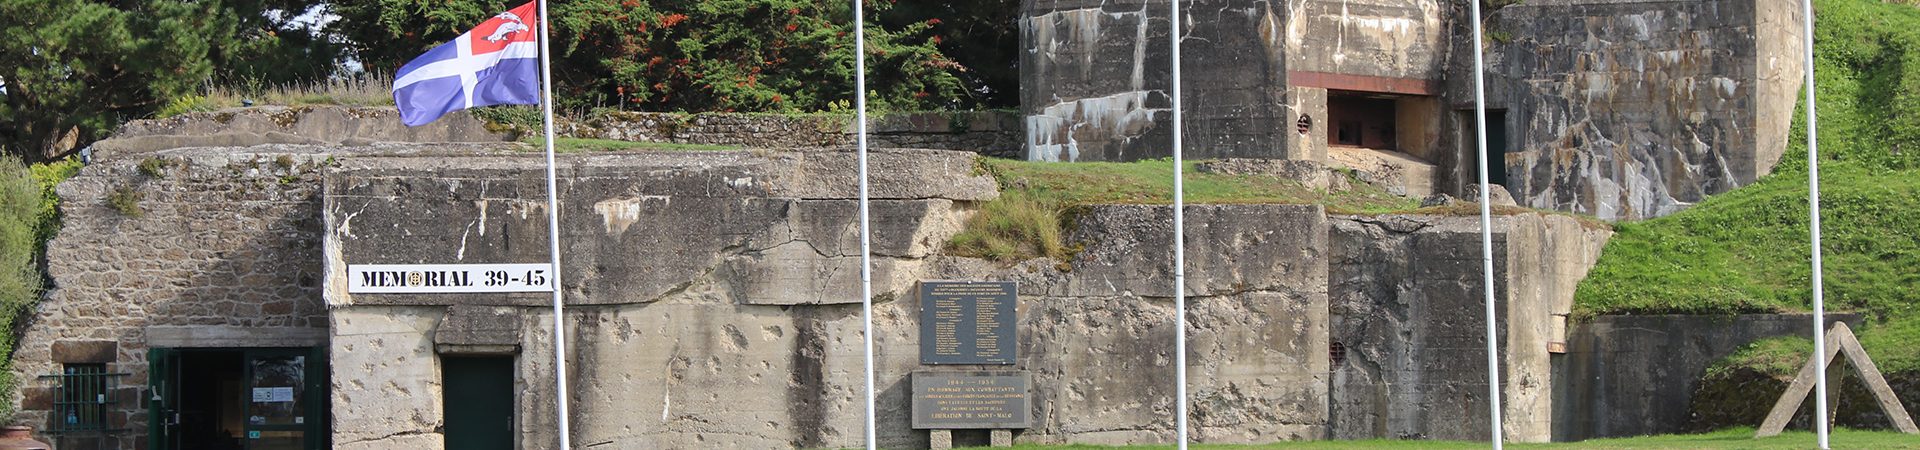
[
  {"left": 1552, "top": 314, "right": 1862, "bottom": 441},
  {"left": 562, "top": 110, "right": 1024, "bottom": 158}
]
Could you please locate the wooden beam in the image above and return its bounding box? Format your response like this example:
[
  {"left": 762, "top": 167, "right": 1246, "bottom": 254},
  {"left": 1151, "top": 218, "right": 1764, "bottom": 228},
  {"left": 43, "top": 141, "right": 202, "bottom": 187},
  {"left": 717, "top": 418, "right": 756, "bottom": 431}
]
[{"left": 1756, "top": 322, "right": 1920, "bottom": 437}]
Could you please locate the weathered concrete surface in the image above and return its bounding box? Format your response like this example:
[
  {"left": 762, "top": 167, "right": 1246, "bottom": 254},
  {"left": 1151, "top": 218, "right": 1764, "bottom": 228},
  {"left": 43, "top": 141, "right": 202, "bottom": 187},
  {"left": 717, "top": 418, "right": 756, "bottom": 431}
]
[
  {"left": 322, "top": 148, "right": 1332, "bottom": 448},
  {"left": 1479, "top": 0, "right": 1805, "bottom": 220},
  {"left": 1284, "top": 0, "right": 1448, "bottom": 80},
  {"left": 1021, "top": 0, "right": 1299, "bottom": 162},
  {"left": 8, "top": 147, "right": 339, "bottom": 446},
  {"left": 1553, "top": 314, "right": 1860, "bottom": 441},
  {"left": 1327, "top": 213, "right": 1609, "bottom": 442},
  {"left": 1020, "top": 0, "right": 1449, "bottom": 163}
]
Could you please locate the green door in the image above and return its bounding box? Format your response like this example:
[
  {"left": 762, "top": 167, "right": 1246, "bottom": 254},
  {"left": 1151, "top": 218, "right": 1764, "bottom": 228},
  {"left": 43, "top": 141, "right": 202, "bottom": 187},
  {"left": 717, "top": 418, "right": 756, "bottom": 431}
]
[
  {"left": 442, "top": 356, "right": 515, "bottom": 450},
  {"left": 147, "top": 348, "right": 180, "bottom": 450}
]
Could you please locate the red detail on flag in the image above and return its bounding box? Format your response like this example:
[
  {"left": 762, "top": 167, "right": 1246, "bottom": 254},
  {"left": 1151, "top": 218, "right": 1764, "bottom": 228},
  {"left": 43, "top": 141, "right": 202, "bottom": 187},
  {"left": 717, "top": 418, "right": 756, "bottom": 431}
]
[{"left": 469, "top": 2, "right": 539, "bottom": 55}]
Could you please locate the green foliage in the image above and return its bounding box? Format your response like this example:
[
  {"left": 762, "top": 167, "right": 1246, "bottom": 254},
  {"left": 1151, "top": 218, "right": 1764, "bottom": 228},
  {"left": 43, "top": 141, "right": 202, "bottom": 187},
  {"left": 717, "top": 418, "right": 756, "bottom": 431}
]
[
  {"left": 1775, "top": 0, "right": 1920, "bottom": 173},
  {"left": 138, "top": 157, "right": 176, "bottom": 178},
  {"left": 0, "top": 156, "right": 61, "bottom": 419},
  {"left": 108, "top": 185, "right": 144, "bottom": 218},
  {"left": 948, "top": 191, "right": 1071, "bottom": 264},
  {"left": 471, "top": 105, "right": 545, "bottom": 134},
  {"left": 335, "top": 0, "right": 971, "bottom": 114},
  {"left": 0, "top": 1, "right": 345, "bottom": 162}
]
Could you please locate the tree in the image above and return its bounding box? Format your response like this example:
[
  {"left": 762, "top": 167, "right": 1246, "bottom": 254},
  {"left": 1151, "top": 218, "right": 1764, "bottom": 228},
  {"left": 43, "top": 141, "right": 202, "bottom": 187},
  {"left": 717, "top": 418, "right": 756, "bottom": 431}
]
[
  {"left": 880, "top": 0, "right": 1020, "bottom": 108},
  {"left": 0, "top": 1, "right": 343, "bottom": 163},
  {"left": 333, "top": 0, "right": 974, "bottom": 113}
]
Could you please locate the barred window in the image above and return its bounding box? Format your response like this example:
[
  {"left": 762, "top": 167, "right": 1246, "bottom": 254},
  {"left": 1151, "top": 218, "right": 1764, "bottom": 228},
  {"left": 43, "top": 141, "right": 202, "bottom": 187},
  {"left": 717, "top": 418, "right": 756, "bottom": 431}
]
[{"left": 51, "top": 364, "right": 109, "bottom": 432}]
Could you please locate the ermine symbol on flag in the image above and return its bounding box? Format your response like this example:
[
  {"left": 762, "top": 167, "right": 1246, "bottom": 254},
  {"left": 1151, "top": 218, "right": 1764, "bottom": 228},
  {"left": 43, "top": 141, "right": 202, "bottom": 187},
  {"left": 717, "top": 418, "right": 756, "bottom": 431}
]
[{"left": 392, "top": 1, "right": 542, "bottom": 127}]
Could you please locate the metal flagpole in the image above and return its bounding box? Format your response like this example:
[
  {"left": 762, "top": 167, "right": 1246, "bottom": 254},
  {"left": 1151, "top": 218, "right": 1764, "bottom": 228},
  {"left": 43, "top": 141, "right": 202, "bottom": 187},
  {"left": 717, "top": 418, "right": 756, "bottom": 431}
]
[
  {"left": 535, "top": 1, "right": 571, "bottom": 448},
  {"left": 1169, "top": 0, "right": 1189, "bottom": 448},
  {"left": 1469, "top": 1, "right": 1504, "bottom": 448},
  {"left": 1801, "top": 1, "right": 1828, "bottom": 448},
  {"left": 855, "top": 0, "right": 877, "bottom": 448}
]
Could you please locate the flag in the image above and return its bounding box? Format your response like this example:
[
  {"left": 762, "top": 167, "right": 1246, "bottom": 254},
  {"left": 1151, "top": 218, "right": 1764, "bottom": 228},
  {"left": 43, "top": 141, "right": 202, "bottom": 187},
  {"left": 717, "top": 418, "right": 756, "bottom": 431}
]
[{"left": 392, "top": 1, "right": 542, "bottom": 127}]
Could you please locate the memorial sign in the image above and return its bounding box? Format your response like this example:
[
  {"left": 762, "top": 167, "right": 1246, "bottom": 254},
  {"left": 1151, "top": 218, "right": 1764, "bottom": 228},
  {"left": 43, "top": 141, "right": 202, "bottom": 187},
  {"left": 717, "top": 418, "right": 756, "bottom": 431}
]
[
  {"left": 919, "top": 281, "right": 1017, "bottom": 365},
  {"left": 911, "top": 371, "right": 1031, "bottom": 429},
  {"left": 347, "top": 263, "right": 552, "bottom": 293}
]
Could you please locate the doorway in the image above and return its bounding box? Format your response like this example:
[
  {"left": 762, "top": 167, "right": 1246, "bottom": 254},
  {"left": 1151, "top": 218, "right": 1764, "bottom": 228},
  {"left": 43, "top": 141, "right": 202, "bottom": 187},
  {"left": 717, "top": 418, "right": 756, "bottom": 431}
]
[
  {"left": 1461, "top": 109, "right": 1510, "bottom": 187},
  {"left": 148, "top": 348, "right": 327, "bottom": 450},
  {"left": 442, "top": 356, "right": 515, "bottom": 450}
]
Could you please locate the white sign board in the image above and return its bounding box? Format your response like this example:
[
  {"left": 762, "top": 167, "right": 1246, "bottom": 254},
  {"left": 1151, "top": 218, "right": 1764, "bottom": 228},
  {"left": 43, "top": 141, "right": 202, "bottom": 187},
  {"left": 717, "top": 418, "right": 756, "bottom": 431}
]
[
  {"left": 252, "top": 387, "right": 295, "bottom": 403},
  {"left": 347, "top": 264, "right": 553, "bottom": 293}
]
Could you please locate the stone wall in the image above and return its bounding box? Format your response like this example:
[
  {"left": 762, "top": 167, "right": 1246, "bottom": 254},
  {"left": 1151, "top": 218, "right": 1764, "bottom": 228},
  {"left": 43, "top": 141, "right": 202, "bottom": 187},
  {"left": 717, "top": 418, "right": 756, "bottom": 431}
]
[
  {"left": 1552, "top": 314, "right": 1861, "bottom": 441},
  {"left": 322, "top": 150, "right": 1332, "bottom": 449},
  {"left": 563, "top": 111, "right": 1024, "bottom": 159},
  {"left": 9, "top": 147, "right": 346, "bottom": 449},
  {"left": 1327, "top": 213, "right": 1609, "bottom": 442},
  {"left": 102, "top": 106, "right": 1024, "bottom": 161},
  {"left": 1477, "top": 0, "right": 1805, "bottom": 220}
]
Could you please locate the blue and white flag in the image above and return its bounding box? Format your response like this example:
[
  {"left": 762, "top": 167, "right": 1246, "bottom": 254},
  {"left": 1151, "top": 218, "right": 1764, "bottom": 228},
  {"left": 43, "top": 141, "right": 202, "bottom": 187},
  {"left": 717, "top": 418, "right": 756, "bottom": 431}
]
[{"left": 392, "top": 1, "right": 541, "bottom": 127}]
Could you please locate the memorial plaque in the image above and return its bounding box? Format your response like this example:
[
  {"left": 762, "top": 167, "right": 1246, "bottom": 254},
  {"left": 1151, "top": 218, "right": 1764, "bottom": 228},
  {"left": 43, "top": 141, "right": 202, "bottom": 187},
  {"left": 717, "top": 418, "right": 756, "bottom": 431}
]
[
  {"left": 911, "top": 371, "right": 1031, "bottom": 429},
  {"left": 919, "top": 281, "right": 1017, "bottom": 365}
]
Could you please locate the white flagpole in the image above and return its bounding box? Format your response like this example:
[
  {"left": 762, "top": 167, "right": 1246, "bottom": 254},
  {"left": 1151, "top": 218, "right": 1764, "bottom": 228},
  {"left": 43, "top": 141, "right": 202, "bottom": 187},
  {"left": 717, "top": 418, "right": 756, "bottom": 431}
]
[
  {"left": 1801, "top": 0, "right": 1828, "bottom": 448},
  {"left": 855, "top": 0, "right": 877, "bottom": 449},
  {"left": 536, "top": 1, "right": 572, "bottom": 448},
  {"left": 1469, "top": 1, "right": 1504, "bottom": 448},
  {"left": 1169, "top": 0, "right": 1189, "bottom": 448}
]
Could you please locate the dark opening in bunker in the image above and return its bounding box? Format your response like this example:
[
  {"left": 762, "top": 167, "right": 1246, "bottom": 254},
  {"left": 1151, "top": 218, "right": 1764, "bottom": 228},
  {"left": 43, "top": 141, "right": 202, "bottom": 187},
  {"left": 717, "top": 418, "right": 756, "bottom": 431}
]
[{"left": 1328, "top": 93, "right": 1399, "bottom": 150}]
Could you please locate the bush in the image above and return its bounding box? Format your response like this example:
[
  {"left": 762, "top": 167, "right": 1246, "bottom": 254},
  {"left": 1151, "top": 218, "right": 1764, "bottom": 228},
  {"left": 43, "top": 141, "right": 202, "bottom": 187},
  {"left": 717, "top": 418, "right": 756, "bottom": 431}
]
[{"left": 0, "top": 157, "right": 51, "bottom": 419}]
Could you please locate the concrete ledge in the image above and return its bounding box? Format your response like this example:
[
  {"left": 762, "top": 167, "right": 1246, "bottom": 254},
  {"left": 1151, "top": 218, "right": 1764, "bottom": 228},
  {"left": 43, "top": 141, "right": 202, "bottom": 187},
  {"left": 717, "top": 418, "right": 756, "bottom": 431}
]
[{"left": 146, "top": 326, "right": 327, "bottom": 348}]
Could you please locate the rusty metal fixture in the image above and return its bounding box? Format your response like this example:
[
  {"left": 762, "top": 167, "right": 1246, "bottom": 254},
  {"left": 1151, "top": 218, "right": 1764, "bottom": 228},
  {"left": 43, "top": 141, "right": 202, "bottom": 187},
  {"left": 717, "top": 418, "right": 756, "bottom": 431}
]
[{"left": 0, "top": 425, "right": 50, "bottom": 450}]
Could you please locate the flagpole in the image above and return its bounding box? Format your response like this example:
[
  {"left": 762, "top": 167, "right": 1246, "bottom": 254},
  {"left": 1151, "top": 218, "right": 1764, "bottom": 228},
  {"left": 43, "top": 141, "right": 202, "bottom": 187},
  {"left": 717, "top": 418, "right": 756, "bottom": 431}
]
[
  {"left": 1801, "top": 0, "right": 1828, "bottom": 448},
  {"left": 855, "top": 0, "right": 877, "bottom": 448},
  {"left": 1169, "top": 0, "right": 1189, "bottom": 448},
  {"left": 1469, "top": 1, "right": 1505, "bottom": 448},
  {"left": 535, "top": 1, "right": 572, "bottom": 448}
]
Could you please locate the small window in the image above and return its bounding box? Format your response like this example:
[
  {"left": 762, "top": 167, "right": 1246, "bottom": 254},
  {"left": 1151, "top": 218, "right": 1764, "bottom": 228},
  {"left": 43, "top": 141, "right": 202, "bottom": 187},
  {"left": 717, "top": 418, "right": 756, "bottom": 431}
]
[{"left": 52, "top": 364, "right": 110, "bottom": 432}]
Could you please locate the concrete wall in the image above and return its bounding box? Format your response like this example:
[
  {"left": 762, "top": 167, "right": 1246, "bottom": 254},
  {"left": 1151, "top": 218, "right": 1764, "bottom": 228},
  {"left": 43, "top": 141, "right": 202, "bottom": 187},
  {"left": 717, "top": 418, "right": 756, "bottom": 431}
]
[
  {"left": 1020, "top": 0, "right": 1297, "bottom": 162},
  {"left": 321, "top": 150, "right": 1332, "bottom": 448},
  {"left": 1552, "top": 314, "right": 1860, "bottom": 441},
  {"left": 1284, "top": 0, "right": 1448, "bottom": 81},
  {"left": 1326, "top": 213, "right": 1609, "bottom": 442},
  {"left": 10, "top": 148, "right": 338, "bottom": 449},
  {"left": 1477, "top": 0, "right": 1804, "bottom": 220}
]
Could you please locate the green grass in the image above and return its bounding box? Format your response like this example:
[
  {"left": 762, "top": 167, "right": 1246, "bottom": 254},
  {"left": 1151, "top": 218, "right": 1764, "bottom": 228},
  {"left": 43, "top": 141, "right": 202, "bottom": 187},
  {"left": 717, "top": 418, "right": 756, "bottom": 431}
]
[
  {"left": 518, "top": 136, "right": 740, "bottom": 153},
  {"left": 970, "top": 427, "right": 1920, "bottom": 449}
]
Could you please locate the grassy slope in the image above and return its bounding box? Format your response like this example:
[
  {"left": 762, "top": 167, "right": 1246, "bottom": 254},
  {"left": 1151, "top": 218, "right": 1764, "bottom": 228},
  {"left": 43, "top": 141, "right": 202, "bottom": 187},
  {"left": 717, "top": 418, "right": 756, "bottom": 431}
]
[{"left": 1574, "top": 0, "right": 1920, "bottom": 373}]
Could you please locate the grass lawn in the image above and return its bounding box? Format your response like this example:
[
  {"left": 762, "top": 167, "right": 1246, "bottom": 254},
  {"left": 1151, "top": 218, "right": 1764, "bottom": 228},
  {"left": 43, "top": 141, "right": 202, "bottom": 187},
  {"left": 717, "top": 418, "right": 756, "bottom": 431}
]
[{"left": 972, "top": 428, "right": 1920, "bottom": 449}]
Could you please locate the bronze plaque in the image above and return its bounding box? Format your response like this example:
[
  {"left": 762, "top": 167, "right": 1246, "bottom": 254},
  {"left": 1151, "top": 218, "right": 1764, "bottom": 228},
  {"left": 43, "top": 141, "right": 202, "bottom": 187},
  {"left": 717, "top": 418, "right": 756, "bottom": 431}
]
[{"left": 911, "top": 371, "right": 1031, "bottom": 429}]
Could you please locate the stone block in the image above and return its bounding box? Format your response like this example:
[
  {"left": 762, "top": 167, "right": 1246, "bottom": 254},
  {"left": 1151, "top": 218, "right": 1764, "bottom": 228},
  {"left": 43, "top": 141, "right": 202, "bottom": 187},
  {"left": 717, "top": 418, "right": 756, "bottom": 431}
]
[{"left": 50, "top": 341, "right": 116, "bottom": 364}]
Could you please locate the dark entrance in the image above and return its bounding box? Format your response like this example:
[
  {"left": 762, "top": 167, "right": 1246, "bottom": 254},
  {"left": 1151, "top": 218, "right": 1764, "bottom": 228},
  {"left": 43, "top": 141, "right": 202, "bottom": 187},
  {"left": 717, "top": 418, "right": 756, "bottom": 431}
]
[
  {"left": 1462, "top": 109, "right": 1510, "bottom": 187},
  {"left": 442, "top": 356, "right": 515, "bottom": 450},
  {"left": 148, "top": 348, "right": 328, "bottom": 450}
]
